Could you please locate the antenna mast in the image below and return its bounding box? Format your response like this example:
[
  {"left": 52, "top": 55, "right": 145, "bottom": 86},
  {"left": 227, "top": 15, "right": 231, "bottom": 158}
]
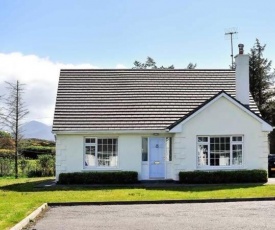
[{"left": 225, "top": 28, "right": 238, "bottom": 69}]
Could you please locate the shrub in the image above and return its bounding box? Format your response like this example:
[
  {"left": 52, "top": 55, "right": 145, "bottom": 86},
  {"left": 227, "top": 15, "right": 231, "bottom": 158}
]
[
  {"left": 0, "top": 157, "right": 14, "bottom": 176},
  {"left": 37, "top": 155, "right": 55, "bottom": 176},
  {"left": 179, "top": 170, "right": 267, "bottom": 184},
  {"left": 27, "top": 170, "right": 43, "bottom": 177},
  {"left": 58, "top": 171, "right": 138, "bottom": 184}
]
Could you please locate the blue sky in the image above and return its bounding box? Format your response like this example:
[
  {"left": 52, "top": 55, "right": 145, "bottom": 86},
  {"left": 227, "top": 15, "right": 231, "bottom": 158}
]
[
  {"left": 1, "top": 0, "right": 275, "bottom": 68},
  {"left": 0, "top": 0, "right": 275, "bottom": 125}
]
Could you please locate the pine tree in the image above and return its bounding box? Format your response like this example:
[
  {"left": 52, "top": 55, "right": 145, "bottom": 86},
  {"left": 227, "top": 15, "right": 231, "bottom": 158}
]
[{"left": 249, "top": 39, "right": 275, "bottom": 120}]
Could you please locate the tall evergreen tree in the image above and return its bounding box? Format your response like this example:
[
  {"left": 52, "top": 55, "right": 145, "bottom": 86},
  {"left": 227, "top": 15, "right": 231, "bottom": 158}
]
[{"left": 249, "top": 39, "right": 275, "bottom": 121}]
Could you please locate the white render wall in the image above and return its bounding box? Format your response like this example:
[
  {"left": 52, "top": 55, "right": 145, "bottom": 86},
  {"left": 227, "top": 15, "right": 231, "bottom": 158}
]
[
  {"left": 55, "top": 97, "right": 270, "bottom": 181},
  {"left": 55, "top": 133, "right": 174, "bottom": 181},
  {"left": 171, "top": 97, "right": 269, "bottom": 180},
  {"left": 55, "top": 134, "right": 143, "bottom": 180}
]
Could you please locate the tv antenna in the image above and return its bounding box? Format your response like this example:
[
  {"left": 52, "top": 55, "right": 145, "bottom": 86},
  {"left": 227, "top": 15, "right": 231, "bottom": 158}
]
[{"left": 225, "top": 28, "right": 238, "bottom": 69}]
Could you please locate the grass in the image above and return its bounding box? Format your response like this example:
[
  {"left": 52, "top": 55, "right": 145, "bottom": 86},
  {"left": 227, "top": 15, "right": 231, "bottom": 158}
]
[{"left": 1, "top": 178, "right": 275, "bottom": 229}]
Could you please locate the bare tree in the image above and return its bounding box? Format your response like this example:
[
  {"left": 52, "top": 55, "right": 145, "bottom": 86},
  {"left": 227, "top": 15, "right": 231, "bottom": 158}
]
[{"left": 0, "top": 80, "right": 28, "bottom": 178}]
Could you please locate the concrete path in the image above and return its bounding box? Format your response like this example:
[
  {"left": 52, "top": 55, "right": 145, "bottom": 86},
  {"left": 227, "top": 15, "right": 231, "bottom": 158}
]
[{"left": 28, "top": 201, "right": 275, "bottom": 230}]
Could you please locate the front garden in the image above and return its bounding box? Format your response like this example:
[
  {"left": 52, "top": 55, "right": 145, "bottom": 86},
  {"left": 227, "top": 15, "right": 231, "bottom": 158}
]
[{"left": 1, "top": 177, "right": 275, "bottom": 230}]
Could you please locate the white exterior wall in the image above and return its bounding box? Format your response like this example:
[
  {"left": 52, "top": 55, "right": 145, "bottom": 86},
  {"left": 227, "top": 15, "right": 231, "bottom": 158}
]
[
  {"left": 55, "top": 97, "right": 270, "bottom": 181},
  {"left": 56, "top": 134, "right": 143, "bottom": 180},
  {"left": 55, "top": 133, "right": 174, "bottom": 181},
  {"left": 171, "top": 97, "right": 269, "bottom": 180}
]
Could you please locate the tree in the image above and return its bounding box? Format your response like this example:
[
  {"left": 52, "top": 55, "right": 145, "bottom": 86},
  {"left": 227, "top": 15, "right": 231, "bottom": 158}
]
[
  {"left": 249, "top": 39, "right": 275, "bottom": 121},
  {"left": 133, "top": 57, "right": 174, "bottom": 69},
  {"left": 186, "top": 62, "right": 197, "bottom": 69},
  {"left": 133, "top": 57, "right": 197, "bottom": 69},
  {"left": 0, "top": 81, "right": 29, "bottom": 178},
  {"left": 0, "top": 131, "right": 14, "bottom": 149},
  {"left": 249, "top": 39, "right": 275, "bottom": 154}
]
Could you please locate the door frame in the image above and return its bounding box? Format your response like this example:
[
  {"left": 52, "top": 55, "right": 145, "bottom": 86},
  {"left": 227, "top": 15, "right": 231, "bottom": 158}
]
[{"left": 148, "top": 137, "right": 166, "bottom": 179}]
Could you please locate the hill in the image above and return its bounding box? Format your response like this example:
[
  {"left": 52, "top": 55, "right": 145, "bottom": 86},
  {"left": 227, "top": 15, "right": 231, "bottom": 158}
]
[{"left": 22, "top": 121, "right": 54, "bottom": 141}]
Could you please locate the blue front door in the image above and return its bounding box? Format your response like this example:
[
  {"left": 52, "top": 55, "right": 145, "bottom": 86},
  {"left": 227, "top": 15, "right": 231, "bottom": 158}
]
[{"left": 149, "top": 137, "right": 165, "bottom": 178}]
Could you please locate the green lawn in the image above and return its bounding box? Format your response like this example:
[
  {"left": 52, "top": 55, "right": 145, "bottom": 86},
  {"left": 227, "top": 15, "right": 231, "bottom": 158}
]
[{"left": 1, "top": 178, "right": 275, "bottom": 230}]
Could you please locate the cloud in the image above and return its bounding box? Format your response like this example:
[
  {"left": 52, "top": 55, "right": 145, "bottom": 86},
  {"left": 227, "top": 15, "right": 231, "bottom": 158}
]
[
  {"left": 0, "top": 52, "right": 98, "bottom": 126},
  {"left": 115, "top": 64, "right": 127, "bottom": 69}
]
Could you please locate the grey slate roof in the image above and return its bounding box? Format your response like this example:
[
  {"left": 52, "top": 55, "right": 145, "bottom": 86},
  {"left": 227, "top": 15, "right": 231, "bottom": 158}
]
[{"left": 52, "top": 69, "right": 259, "bottom": 132}]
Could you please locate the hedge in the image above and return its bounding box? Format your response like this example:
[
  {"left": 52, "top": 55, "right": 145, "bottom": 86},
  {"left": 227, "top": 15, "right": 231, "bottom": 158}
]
[
  {"left": 58, "top": 171, "right": 138, "bottom": 184},
  {"left": 179, "top": 170, "right": 267, "bottom": 184}
]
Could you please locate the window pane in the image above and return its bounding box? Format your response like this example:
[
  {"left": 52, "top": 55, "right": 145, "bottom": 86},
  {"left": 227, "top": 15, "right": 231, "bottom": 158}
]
[
  {"left": 233, "top": 144, "right": 242, "bottom": 165},
  {"left": 210, "top": 137, "right": 230, "bottom": 166},
  {"left": 85, "top": 146, "right": 95, "bottom": 166},
  {"left": 86, "top": 138, "right": 91, "bottom": 143},
  {"left": 233, "top": 136, "right": 242, "bottom": 142},
  {"left": 85, "top": 138, "right": 96, "bottom": 144},
  {"left": 142, "top": 138, "right": 148, "bottom": 161},
  {"left": 165, "top": 137, "right": 172, "bottom": 161},
  {"left": 198, "top": 137, "right": 208, "bottom": 142},
  {"left": 198, "top": 145, "right": 208, "bottom": 166},
  {"left": 113, "top": 143, "right": 117, "bottom": 156},
  {"left": 97, "top": 138, "right": 117, "bottom": 167}
]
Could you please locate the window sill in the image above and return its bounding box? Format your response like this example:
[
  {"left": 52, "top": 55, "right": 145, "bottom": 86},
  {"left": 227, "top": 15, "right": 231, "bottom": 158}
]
[
  {"left": 82, "top": 167, "right": 120, "bottom": 171},
  {"left": 197, "top": 166, "right": 244, "bottom": 171}
]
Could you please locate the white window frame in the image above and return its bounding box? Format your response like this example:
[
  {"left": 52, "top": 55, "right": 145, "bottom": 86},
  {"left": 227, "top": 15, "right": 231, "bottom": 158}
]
[
  {"left": 197, "top": 135, "right": 244, "bottom": 169},
  {"left": 84, "top": 137, "right": 118, "bottom": 169}
]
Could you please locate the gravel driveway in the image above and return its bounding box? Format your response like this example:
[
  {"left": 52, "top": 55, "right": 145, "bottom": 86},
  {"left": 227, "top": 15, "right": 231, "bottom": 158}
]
[{"left": 29, "top": 201, "right": 275, "bottom": 230}]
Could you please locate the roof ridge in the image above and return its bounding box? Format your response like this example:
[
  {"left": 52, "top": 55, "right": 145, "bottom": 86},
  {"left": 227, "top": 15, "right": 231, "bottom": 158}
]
[{"left": 60, "top": 69, "right": 235, "bottom": 72}]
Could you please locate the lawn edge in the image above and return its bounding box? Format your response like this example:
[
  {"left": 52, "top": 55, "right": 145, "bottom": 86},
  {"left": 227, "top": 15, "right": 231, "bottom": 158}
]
[
  {"left": 10, "top": 203, "right": 48, "bottom": 230},
  {"left": 48, "top": 196, "right": 275, "bottom": 206}
]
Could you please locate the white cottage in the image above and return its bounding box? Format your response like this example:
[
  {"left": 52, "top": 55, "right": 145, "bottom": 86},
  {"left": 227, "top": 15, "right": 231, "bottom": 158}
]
[{"left": 53, "top": 45, "right": 273, "bottom": 181}]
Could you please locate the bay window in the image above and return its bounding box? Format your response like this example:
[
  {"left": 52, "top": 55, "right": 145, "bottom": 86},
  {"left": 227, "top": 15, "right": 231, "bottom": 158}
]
[
  {"left": 84, "top": 138, "right": 118, "bottom": 168},
  {"left": 197, "top": 136, "right": 243, "bottom": 167}
]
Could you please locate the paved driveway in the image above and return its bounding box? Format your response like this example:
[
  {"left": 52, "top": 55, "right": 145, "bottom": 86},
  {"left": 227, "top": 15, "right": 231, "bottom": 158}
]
[{"left": 28, "top": 201, "right": 275, "bottom": 230}]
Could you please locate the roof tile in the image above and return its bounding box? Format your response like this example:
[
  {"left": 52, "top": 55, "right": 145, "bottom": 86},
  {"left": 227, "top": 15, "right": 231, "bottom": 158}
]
[{"left": 53, "top": 69, "right": 259, "bottom": 131}]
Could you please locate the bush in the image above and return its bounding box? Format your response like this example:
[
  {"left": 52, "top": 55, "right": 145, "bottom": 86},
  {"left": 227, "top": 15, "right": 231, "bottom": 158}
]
[
  {"left": 0, "top": 157, "right": 14, "bottom": 176},
  {"left": 58, "top": 171, "right": 138, "bottom": 184},
  {"left": 27, "top": 170, "right": 43, "bottom": 177},
  {"left": 179, "top": 170, "right": 267, "bottom": 184},
  {"left": 37, "top": 155, "right": 55, "bottom": 176}
]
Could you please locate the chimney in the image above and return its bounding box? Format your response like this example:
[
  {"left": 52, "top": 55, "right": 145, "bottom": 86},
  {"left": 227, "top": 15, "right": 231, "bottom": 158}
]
[{"left": 235, "top": 44, "right": 249, "bottom": 107}]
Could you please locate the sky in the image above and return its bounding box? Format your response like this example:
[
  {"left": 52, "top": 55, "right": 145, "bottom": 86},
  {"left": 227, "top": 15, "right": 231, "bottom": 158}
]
[{"left": 0, "top": 0, "right": 275, "bottom": 126}]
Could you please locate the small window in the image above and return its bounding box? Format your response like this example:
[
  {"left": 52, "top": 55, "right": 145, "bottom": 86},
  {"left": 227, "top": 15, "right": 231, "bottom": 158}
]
[{"left": 142, "top": 138, "right": 148, "bottom": 161}]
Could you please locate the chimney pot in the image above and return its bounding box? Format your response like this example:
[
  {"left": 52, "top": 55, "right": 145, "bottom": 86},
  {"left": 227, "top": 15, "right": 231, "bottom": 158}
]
[{"left": 238, "top": 44, "right": 244, "bottom": 54}]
